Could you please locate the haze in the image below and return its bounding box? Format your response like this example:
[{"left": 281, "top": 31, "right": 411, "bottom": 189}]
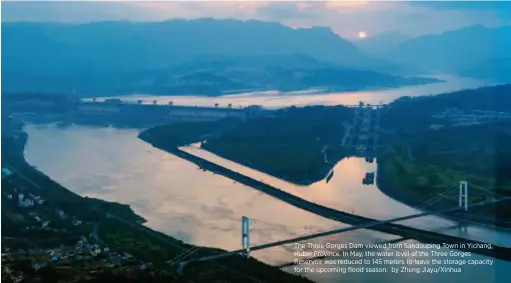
[{"left": 3, "top": 1, "right": 511, "bottom": 37}]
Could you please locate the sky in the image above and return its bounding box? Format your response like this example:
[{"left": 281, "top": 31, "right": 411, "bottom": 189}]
[{"left": 2, "top": 1, "right": 511, "bottom": 38}]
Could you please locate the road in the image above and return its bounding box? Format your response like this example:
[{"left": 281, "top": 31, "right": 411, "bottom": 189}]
[
  {"left": 169, "top": 147, "right": 511, "bottom": 255},
  {"left": 179, "top": 196, "right": 511, "bottom": 270}
]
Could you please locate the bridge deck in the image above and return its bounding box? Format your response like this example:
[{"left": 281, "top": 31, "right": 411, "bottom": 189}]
[{"left": 179, "top": 197, "right": 511, "bottom": 271}]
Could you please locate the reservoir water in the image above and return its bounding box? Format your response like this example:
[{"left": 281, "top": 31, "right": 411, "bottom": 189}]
[
  {"left": 87, "top": 75, "right": 488, "bottom": 109},
  {"left": 24, "top": 78, "right": 510, "bottom": 282},
  {"left": 23, "top": 125, "right": 510, "bottom": 283}
]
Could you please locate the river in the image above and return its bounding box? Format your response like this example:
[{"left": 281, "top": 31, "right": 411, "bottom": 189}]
[
  {"left": 85, "top": 75, "right": 488, "bottom": 109},
  {"left": 23, "top": 124, "right": 510, "bottom": 283},
  {"left": 24, "top": 78, "right": 510, "bottom": 282}
]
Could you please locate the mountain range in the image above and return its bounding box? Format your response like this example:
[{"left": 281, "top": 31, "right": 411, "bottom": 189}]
[
  {"left": 3, "top": 19, "right": 510, "bottom": 96},
  {"left": 0, "top": 19, "right": 419, "bottom": 96},
  {"left": 353, "top": 31, "right": 411, "bottom": 57},
  {"left": 383, "top": 25, "right": 511, "bottom": 81}
]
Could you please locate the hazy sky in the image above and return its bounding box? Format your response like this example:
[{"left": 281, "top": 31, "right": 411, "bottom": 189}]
[{"left": 2, "top": 1, "right": 511, "bottom": 38}]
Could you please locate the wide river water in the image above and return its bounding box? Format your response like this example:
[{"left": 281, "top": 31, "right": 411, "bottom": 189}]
[
  {"left": 87, "top": 75, "right": 489, "bottom": 109},
  {"left": 25, "top": 77, "right": 510, "bottom": 282}
]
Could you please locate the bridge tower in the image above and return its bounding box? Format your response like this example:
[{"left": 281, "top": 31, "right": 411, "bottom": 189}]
[
  {"left": 459, "top": 181, "right": 468, "bottom": 211},
  {"left": 241, "top": 216, "right": 250, "bottom": 259}
]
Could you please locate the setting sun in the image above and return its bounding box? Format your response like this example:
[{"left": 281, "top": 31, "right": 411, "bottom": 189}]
[{"left": 358, "top": 31, "right": 367, "bottom": 39}]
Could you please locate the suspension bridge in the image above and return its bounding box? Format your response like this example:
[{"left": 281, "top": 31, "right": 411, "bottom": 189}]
[{"left": 175, "top": 181, "right": 511, "bottom": 274}]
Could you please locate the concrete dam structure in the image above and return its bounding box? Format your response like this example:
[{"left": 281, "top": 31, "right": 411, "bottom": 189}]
[{"left": 75, "top": 101, "right": 266, "bottom": 124}]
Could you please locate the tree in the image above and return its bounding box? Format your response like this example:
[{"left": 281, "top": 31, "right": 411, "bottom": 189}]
[{"left": 138, "top": 100, "right": 143, "bottom": 104}]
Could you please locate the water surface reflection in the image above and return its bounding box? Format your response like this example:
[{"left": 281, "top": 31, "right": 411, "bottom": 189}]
[
  {"left": 86, "top": 75, "right": 489, "bottom": 109},
  {"left": 23, "top": 124, "right": 510, "bottom": 283},
  {"left": 181, "top": 145, "right": 511, "bottom": 247}
]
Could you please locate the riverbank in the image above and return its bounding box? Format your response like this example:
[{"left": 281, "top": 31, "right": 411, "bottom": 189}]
[
  {"left": 1, "top": 122, "right": 313, "bottom": 282},
  {"left": 202, "top": 144, "right": 347, "bottom": 185},
  {"left": 376, "top": 156, "right": 511, "bottom": 231},
  {"left": 375, "top": 85, "right": 511, "bottom": 230},
  {"left": 200, "top": 106, "right": 353, "bottom": 185},
  {"left": 139, "top": 130, "right": 511, "bottom": 260}
]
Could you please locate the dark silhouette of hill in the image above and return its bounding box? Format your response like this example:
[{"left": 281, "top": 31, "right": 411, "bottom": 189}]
[
  {"left": 353, "top": 31, "right": 411, "bottom": 57},
  {"left": 461, "top": 57, "right": 511, "bottom": 83},
  {"left": 381, "top": 84, "right": 511, "bottom": 135},
  {"left": 2, "top": 19, "right": 436, "bottom": 96},
  {"left": 385, "top": 25, "right": 511, "bottom": 77},
  {"left": 2, "top": 19, "right": 406, "bottom": 95}
]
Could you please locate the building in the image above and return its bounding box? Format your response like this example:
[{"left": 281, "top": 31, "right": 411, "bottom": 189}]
[
  {"left": 32, "top": 262, "right": 47, "bottom": 271},
  {"left": 167, "top": 106, "right": 247, "bottom": 122},
  {"left": 33, "top": 196, "right": 45, "bottom": 205},
  {"left": 55, "top": 208, "right": 67, "bottom": 219},
  {"left": 18, "top": 194, "right": 34, "bottom": 208},
  {"left": 42, "top": 221, "right": 50, "bottom": 228},
  {"left": 76, "top": 103, "right": 121, "bottom": 115}
]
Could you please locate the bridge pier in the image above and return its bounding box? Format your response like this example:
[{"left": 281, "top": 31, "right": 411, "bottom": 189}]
[
  {"left": 457, "top": 221, "right": 468, "bottom": 233},
  {"left": 459, "top": 181, "right": 468, "bottom": 211},
  {"left": 242, "top": 216, "right": 250, "bottom": 259}
]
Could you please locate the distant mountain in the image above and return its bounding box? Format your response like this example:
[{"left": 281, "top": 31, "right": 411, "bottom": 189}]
[
  {"left": 293, "top": 68, "right": 440, "bottom": 91},
  {"left": 167, "top": 54, "right": 336, "bottom": 72},
  {"left": 353, "top": 31, "right": 411, "bottom": 56},
  {"left": 385, "top": 25, "right": 511, "bottom": 77},
  {"left": 118, "top": 54, "right": 442, "bottom": 95},
  {"left": 461, "top": 58, "right": 511, "bottom": 83},
  {"left": 2, "top": 19, "right": 409, "bottom": 95}
]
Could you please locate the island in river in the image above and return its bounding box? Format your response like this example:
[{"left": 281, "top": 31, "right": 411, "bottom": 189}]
[
  {"left": 140, "top": 84, "right": 511, "bottom": 229},
  {"left": 142, "top": 105, "right": 354, "bottom": 185}
]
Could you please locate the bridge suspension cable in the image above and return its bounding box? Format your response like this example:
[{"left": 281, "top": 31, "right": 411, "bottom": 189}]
[
  {"left": 179, "top": 195, "right": 511, "bottom": 268},
  {"left": 412, "top": 184, "right": 458, "bottom": 211},
  {"left": 475, "top": 186, "right": 502, "bottom": 198},
  {"left": 167, "top": 246, "right": 202, "bottom": 265}
]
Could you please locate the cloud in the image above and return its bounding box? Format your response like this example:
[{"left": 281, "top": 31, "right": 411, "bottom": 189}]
[
  {"left": 257, "top": 2, "right": 322, "bottom": 20},
  {"left": 409, "top": 1, "right": 511, "bottom": 20},
  {"left": 410, "top": 1, "right": 511, "bottom": 11},
  {"left": 128, "top": 1, "right": 268, "bottom": 20},
  {"left": 2, "top": 1, "right": 510, "bottom": 37},
  {"left": 1, "top": 1, "right": 158, "bottom": 22}
]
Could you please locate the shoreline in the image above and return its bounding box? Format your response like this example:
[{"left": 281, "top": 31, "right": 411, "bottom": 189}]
[
  {"left": 375, "top": 158, "right": 511, "bottom": 231},
  {"left": 81, "top": 78, "right": 443, "bottom": 102},
  {"left": 3, "top": 126, "right": 313, "bottom": 282},
  {"left": 197, "top": 145, "right": 343, "bottom": 186},
  {"left": 139, "top": 131, "right": 511, "bottom": 261}
]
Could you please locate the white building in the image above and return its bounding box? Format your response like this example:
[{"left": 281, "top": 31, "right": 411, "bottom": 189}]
[
  {"left": 42, "top": 221, "right": 50, "bottom": 228},
  {"left": 19, "top": 196, "right": 34, "bottom": 208},
  {"left": 33, "top": 196, "right": 45, "bottom": 204}
]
